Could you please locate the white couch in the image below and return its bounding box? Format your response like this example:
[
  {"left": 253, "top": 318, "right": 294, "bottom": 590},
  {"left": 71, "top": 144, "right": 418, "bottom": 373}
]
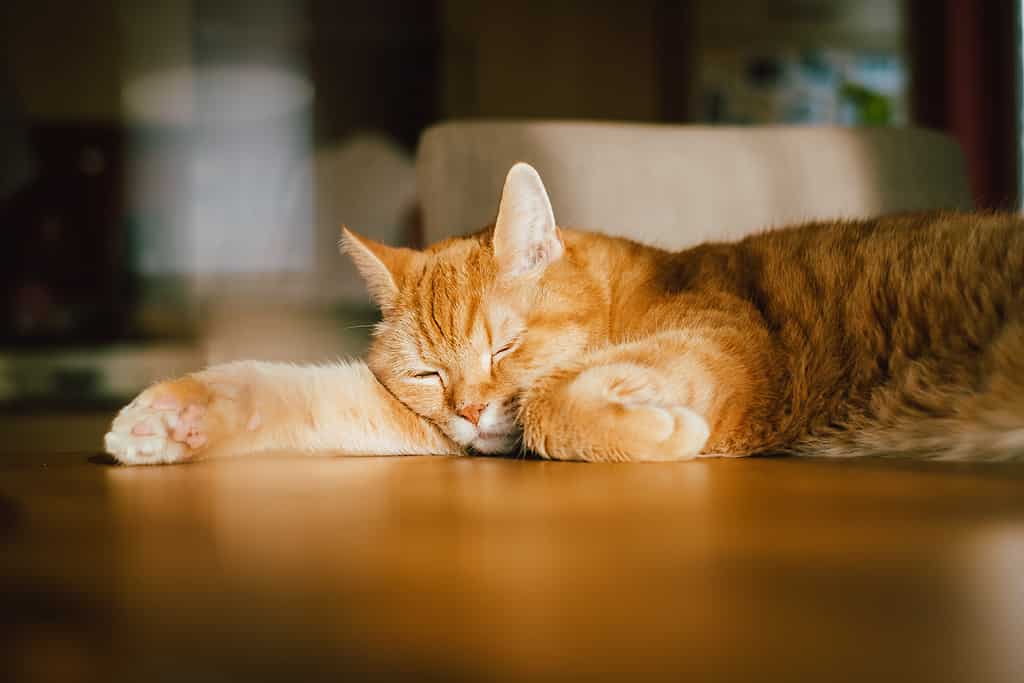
[{"left": 417, "top": 121, "right": 972, "bottom": 248}]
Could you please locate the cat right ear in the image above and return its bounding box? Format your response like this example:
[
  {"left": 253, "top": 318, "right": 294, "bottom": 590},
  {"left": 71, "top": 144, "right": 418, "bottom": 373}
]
[
  {"left": 339, "top": 227, "right": 414, "bottom": 311},
  {"left": 492, "top": 162, "right": 564, "bottom": 279}
]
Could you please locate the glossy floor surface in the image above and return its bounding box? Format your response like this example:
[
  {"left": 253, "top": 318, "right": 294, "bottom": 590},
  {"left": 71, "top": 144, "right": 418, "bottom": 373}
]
[{"left": 3, "top": 451, "right": 1024, "bottom": 682}]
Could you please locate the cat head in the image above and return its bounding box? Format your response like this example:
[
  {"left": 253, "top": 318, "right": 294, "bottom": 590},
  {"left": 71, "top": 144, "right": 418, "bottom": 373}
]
[{"left": 341, "top": 163, "right": 603, "bottom": 454}]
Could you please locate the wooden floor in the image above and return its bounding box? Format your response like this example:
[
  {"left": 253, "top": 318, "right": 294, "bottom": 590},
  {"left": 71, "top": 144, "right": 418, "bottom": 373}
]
[{"left": 2, "top": 450, "right": 1024, "bottom": 682}]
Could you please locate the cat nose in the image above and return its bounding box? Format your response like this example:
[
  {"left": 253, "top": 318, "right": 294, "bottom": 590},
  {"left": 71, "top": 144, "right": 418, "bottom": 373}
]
[{"left": 457, "top": 403, "right": 487, "bottom": 426}]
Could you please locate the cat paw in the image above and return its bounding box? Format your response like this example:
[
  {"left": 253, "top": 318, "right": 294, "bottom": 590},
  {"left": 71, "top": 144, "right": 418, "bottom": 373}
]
[
  {"left": 104, "top": 379, "right": 214, "bottom": 465},
  {"left": 570, "top": 364, "right": 711, "bottom": 462},
  {"left": 613, "top": 401, "right": 710, "bottom": 462}
]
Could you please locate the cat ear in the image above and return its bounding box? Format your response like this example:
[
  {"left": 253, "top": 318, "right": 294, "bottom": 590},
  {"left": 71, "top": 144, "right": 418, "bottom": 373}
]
[
  {"left": 339, "top": 227, "right": 413, "bottom": 310},
  {"left": 493, "top": 162, "right": 563, "bottom": 278}
]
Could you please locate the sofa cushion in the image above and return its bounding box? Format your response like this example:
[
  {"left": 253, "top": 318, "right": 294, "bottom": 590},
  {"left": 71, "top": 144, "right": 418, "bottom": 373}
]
[{"left": 417, "top": 121, "right": 972, "bottom": 249}]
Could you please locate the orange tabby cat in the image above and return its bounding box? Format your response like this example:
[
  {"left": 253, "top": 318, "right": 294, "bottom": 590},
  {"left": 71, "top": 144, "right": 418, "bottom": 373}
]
[{"left": 106, "top": 163, "right": 1024, "bottom": 465}]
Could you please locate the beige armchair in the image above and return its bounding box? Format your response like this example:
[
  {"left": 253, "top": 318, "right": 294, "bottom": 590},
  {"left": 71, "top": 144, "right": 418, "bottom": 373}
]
[{"left": 417, "top": 121, "right": 972, "bottom": 248}]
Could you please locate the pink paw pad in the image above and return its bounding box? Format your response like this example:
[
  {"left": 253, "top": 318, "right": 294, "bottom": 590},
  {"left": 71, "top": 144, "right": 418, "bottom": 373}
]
[
  {"left": 131, "top": 422, "right": 155, "bottom": 436},
  {"left": 171, "top": 403, "right": 208, "bottom": 449}
]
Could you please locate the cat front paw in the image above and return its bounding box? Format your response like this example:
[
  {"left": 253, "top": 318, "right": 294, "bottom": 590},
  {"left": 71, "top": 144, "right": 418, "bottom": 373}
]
[
  {"left": 537, "top": 363, "right": 711, "bottom": 462},
  {"left": 104, "top": 378, "right": 217, "bottom": 465},
  {"left": 614, "top": 401, "right": 710, "bottom": 462}
]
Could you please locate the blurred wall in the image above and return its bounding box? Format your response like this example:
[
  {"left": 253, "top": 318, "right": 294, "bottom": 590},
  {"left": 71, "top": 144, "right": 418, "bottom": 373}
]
[
  {"left": 440, "top": 0, "right": 661, "bottom": 122},
  {"left": 2, "top": 0, "right": 122, "bottom": 122},
  {"left": 696, "top": 0, "right": 904, "bottom": 52}
]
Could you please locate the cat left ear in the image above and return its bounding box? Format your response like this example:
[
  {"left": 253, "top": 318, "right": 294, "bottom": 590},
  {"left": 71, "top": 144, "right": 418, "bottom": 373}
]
[
  {"left": 492, "top": 162, "right": 563, "bottom": 279},
  {"left": 339, "top": 227, "right": 414, "bottom": 311}
]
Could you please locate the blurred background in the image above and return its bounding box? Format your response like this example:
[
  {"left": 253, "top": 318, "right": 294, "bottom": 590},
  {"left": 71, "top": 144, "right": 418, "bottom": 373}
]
[{"left": 0, "top": 0, "right": 1020, "bottom": 452}]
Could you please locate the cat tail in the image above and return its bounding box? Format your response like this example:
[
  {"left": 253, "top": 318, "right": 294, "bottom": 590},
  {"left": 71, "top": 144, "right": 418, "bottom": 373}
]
[{"left": 796, "top": 406, "right": 1024, "bottom": 462}]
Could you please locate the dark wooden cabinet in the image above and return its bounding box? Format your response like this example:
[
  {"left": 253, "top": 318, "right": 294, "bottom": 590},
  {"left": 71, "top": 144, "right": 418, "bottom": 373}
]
[{"left": 1, "top": 124, "right": 136, "bottom": 345}]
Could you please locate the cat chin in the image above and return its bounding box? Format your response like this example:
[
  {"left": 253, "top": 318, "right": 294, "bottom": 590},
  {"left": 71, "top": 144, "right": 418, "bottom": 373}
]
[{"left": 470, "top": 433, "right": 519, "bottom": 455}]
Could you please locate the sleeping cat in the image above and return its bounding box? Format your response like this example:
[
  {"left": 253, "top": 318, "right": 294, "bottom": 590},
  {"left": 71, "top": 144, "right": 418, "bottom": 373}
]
[{"left": 105, "top": 163, "right": 1024, "bottom": 465}]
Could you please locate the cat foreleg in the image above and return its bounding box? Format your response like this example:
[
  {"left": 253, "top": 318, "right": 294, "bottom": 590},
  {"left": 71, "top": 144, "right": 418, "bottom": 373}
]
[
  {"left": 104, "top": 360, "right": 457, "bottom": 465},
  {"left": 518, "top": 331, "right": 765, "bottom": 462},
  {"left": 519, "top": 360, "right": 712, "bottom": 463}
]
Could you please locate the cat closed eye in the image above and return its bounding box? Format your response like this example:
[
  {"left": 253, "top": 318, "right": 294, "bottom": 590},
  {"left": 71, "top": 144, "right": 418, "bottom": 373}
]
[
  {"left": 412, "top": 371, "right": 443, "bottom": 384},
  {"left": 492, "top": 343, "right": 517, "bottom": 361}
]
